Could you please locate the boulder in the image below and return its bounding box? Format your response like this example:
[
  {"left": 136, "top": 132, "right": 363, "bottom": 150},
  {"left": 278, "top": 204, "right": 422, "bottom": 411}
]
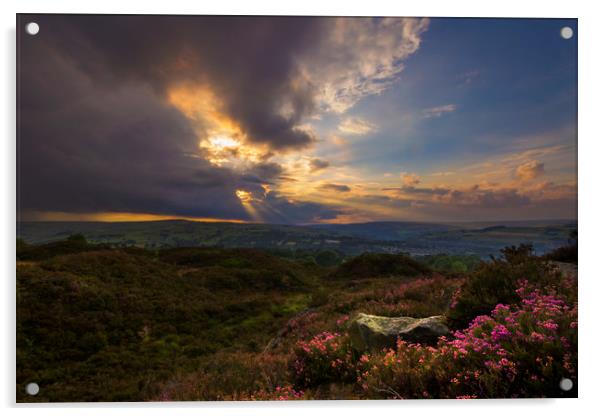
[{"left": 349, "top": 313, "right": 448, "bottom": 351}]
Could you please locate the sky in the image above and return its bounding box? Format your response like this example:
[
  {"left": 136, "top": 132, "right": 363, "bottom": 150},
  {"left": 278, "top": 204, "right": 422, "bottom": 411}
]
[{"left": 17, "top": 15, "right": 577, "bottom": 224}]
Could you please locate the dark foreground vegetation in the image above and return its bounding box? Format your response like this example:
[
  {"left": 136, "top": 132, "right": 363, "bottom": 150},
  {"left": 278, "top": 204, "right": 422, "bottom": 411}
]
[{"left": 17, "top": 235, "right": 577, "bottom": 401}]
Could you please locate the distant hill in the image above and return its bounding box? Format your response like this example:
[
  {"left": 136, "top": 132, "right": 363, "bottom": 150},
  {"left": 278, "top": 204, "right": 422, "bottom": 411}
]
[
  {"left": 309, "top": 221, "right": 457, "bottom": 241},
  {"left": 17, "top": 219, "right": 577, "bottom": 258}
]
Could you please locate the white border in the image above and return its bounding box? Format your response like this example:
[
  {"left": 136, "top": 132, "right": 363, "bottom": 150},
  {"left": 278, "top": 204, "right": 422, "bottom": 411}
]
[{"left": 2, "top": 1, "right": 601, "bottom": 415}]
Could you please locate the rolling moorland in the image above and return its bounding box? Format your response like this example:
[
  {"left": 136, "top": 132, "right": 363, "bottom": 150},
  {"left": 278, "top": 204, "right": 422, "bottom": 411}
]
[{"left": 16, "top": 221, "right": 577, "bottom": 402}]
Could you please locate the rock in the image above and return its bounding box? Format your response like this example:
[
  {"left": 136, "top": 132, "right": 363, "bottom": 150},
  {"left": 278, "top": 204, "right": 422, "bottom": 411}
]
[{"left": 349, "top": 313, "right": 449, "bottom": 351}]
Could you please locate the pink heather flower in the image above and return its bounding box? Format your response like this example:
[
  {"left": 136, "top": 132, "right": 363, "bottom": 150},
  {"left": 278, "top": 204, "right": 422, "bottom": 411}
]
[
  {"left": 336, "top": 315, "right": 350, "bottom": 327},
  {"left": 491, "top": 324, "right": 512, "bottom": 342},
  {"left": 530, "top": 332, "right": 546, "bottom": 342},
  {"left": 492, "top": 303, "right": 511, "bottom": 316},
  {"left": 450, "top": 288, "right": 462, "bottom": 309},
  {"left": 498, "top": 358, "right": 513, "bottom": 367},
  {"left": 539, "top": 319, "right": 559, "bottom": 331},
  {"left": 457, "top": 395, "right": 478, "bottom": 399}
]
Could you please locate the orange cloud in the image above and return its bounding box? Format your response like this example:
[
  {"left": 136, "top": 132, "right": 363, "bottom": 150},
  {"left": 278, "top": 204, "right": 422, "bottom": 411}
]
[
  {"left": 515, "top": 160, "right": 545, "bottom": 181},
  {"left": 401, "top": 172, "right": 421, "bottom": 186}
]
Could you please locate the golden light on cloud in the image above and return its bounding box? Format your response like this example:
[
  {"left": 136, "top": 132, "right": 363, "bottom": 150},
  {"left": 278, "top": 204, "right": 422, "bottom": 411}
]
[
  {"left": 209, "top": 135, "right": 239, "bottom": 149},
  {"left": 234, "top": 190, "right": 263, "bottom": 222},
  {"left": 235, "top": 189, "right": 254, "bottom": 204},
  {"left": 168, "top": 84, "right": 268, "bottom": 167}
]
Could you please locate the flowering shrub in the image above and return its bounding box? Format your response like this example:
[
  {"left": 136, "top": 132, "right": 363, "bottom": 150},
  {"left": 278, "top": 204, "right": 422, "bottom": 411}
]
[
  {"left": 447, "top": 244, "right": 562, "bottom": 329},
  {"left": 357, "top": 278, "right": 577, "bottom": 399},
  {"left": 292, "top": 331, "right": 356, "bottom": 387}
]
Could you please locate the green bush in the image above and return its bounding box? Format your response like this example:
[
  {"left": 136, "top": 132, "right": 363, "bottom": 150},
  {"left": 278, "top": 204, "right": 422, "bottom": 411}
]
[{"left": 417, "top": 254, "right": 482, "bottom": 274}]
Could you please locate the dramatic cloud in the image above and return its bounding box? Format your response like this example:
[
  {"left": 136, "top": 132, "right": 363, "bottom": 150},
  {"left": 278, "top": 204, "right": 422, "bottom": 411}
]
[
  {"left": 337, "top": 117, "right": 377, "bottom": 135},
  {"left": 54, "top": 15, "right": 323, "bottom": 153},
  {"left": 18, "top": 15, "right": 432, "bottom": 224},
  {"left": 17, "top": 15, "right": 576, "bottom": 224},
  {"left": 16, "top": 16, "right": 347, "bottom": 224},
  {"left": 319, "top": 183, "right": 351, "bottom": 193},
  {"left": 423, "top": 104, "right": 457, "bottom": 118},
  {"left": 515, "top": 160, "right": 545, "bottom": 181}
]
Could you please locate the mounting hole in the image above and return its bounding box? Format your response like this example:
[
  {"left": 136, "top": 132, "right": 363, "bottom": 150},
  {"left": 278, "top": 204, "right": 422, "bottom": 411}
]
[
  {"left": 25, "top": 22, "right": 39, "bottom": 36},
  {"left": 25, "top": 382, "right": 39, "bottom": 396},
  {"left": 559, "top": 378, "right": 573, "bottom": 391},
  {"left": 560, "top": 26, "right": 573, "bottom": 40}
]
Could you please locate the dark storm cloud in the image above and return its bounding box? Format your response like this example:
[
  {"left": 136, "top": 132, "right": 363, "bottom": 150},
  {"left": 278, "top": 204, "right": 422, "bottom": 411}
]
[
  {"left": 251, "top": 162, "right": 284, "bottom": 182},
  {"left": 29, "top": 14, "right": 325, "bottom": 151},
  {"left": 261, "top": 192, "right": 341, "bottom": 224},
  {"left": 17, "top": 14, "right": 341, "bottom": 222}
]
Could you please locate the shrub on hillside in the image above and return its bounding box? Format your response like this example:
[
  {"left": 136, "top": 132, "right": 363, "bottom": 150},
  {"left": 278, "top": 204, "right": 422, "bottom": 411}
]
[
  {"left": 292, "top": 332, "right": 356, "bottom": 387},
  {"left": 544, "top": 231, "right": 577, "bottom": 264},
  {"left": 447, "top": 244, "right": 561, "bottom": 329},
  {"left": 17, "top": 234, "right": 105, "bottom": 261},
  {"left": 152, "top": 352, "right": 292, "bottom": 401},
  {"left": 330, "top": 253, "right": 431, "bottom": 280},
  {"left": 417, "top": 254, "right": 482, "bottom": 274}
]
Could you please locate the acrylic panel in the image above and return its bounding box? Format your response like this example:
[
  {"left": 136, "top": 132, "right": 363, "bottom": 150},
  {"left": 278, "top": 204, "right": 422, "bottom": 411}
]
[{"left": 16, "top": 14, "right": 577, "bottom": 402}]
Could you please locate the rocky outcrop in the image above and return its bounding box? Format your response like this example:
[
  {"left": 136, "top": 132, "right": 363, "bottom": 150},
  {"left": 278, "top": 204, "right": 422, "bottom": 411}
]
[{"left": 349, "top": 313, "right": 449, "bottom": 351}]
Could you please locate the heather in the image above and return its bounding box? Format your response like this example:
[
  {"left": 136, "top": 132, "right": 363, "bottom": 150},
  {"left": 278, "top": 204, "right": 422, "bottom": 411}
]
[
  {"left": 355, "top": 278, "right": 577, "bottom": 398},
  {"left": 17, "top": 237, "right": 577, "bottom": 401}
]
